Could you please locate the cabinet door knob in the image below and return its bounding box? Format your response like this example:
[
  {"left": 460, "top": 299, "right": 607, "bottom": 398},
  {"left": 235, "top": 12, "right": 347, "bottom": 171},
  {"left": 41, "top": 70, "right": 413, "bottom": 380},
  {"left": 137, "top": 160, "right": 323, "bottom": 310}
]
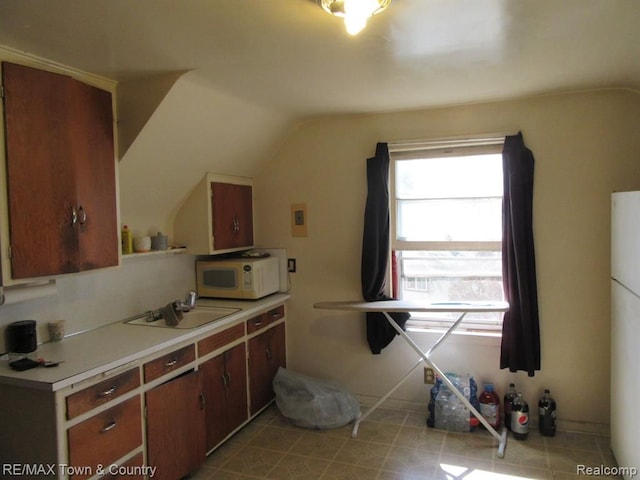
[
  {"left": 70, "top": 206, "right": 78, "bottom": 226},
  {"left": 78, "top": 205, "right": 87, "bottom": 226}
]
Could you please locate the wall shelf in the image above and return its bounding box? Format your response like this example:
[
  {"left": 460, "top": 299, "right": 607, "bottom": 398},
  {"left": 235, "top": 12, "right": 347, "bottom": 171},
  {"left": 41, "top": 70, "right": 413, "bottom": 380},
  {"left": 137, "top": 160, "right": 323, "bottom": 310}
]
[{"left": 122, "top": 247, "right": 188, "bottom": 260}]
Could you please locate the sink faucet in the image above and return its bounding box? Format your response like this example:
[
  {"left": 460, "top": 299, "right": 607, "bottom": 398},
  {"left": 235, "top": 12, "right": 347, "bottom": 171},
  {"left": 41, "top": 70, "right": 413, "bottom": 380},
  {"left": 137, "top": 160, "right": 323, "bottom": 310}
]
[{"left": 174, "top": 290, "right": 197, "bottom": 313}]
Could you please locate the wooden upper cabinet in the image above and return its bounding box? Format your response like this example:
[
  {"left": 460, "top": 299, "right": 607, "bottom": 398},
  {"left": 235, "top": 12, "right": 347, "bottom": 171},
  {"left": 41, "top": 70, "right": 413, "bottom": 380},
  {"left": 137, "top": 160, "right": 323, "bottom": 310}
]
[
  {"left": 211, "top": 182, "right": 254, "bottom": 251},
  {"left": 174, "top": 173, "right": 254, "bottom": 255},
  {"left": 2, "top": 62, "right": 117, "bottom": 279}
]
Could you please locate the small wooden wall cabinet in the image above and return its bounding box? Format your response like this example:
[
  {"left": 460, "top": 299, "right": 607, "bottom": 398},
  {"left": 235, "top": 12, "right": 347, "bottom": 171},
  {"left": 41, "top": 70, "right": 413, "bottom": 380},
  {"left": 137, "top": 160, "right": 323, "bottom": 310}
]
[
  {"left": 173, "top": 173, "right": 254, "bottom": 255},
  {"left": 0, "top": 301, "right": 286, "bottom": 480}
]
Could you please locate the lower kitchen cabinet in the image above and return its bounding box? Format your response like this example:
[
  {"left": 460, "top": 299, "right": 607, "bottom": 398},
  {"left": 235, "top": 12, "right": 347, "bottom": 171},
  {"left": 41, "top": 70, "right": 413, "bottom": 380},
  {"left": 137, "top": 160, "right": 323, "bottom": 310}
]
[
  {"left": 145, "top": 370, "right": 206, "bottom": 480},
  {"left": 248, "top": 322, "right": 286, "bottom": 415},
  {"left": 67, "top": 396, "right": 142, "bottom": 480},
  {"left": 0, "top": 298, "right": 287, "bottom": 480},
  {"left": 201, "top": 342, "right": 248, "bottom": 450}
]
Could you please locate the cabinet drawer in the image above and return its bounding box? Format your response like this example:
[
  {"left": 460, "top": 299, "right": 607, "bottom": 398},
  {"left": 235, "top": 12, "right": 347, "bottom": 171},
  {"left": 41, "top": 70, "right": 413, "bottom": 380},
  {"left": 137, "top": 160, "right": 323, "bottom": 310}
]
[
  {"left": 198, "top": 323, "right": 245, "bottom": 356},
  {"left": 144, "top": 344, "right": 195, "bottom": 383},
  {"left": 246, "top": 305, "right": 285, "bottom": 334},
  {"left": 99, "top": 452, "right": 144, "bottom": 479},
  {"left": 68, "top": 396, "right": 142, "bottom": 480},
  {"left": 67, "top": 368, "right": 140, "bottom": 419}
]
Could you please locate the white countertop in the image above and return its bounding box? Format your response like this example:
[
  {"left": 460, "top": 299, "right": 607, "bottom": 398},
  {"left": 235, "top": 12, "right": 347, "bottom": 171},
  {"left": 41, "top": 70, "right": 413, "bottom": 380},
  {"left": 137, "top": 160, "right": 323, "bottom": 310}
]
[{"left": 0, "top": 293, "right": 289, "bottom": 392}]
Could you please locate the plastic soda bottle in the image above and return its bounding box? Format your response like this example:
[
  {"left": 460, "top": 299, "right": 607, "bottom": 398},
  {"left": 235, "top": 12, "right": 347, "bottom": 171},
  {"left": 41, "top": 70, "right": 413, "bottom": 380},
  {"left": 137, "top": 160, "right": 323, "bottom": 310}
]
[
  {"left": 503, "top": 383, "right": 517, "bottom": 431},
  {"left": 511, "top": 393, "right": 529, "bottom": 440},
  {"left": 538, "top": 389, "right": 557, "bottom": 437},
  {"left": 479, "top": 383, "right": 501, "bottom": 429}
]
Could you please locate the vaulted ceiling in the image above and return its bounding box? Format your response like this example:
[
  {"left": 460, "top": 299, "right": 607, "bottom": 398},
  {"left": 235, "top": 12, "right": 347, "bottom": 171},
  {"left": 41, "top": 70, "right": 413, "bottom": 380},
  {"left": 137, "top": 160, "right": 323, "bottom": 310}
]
[
  {"left": 1, "top": 0, "right": 639, "bottom": 117},
  {"left": 2, "top": 0, "right": 639, "bottom": 235}
]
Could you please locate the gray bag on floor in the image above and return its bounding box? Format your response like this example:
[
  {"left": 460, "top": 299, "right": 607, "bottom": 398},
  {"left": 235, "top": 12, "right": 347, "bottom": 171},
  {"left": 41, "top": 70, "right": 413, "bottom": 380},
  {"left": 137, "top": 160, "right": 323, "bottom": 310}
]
[{"left": 273, "top": 367, "right": 360, "bottom": 429}]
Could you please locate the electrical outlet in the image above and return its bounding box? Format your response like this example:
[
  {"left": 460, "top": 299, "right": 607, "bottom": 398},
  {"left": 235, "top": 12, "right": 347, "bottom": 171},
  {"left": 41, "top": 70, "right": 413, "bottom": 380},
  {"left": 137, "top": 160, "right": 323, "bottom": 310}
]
[
  {"left": 424, "top": 367, "right": 435, "bottom": 384},
  {"left": 287, "top": 258, "right": 296, "bottom": 273}
]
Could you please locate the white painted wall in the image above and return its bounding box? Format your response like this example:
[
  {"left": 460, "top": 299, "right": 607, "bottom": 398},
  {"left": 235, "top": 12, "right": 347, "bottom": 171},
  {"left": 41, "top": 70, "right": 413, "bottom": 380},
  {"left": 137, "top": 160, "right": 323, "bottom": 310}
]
[
  {"left": 254, "top": 89, "right": 640, "bottom": 432},
  {"left": 0, "top": 253, "right": 197, "bottom": 346},
  {"left": 117, "top": 70, "right": 293, "bottom": 240}
]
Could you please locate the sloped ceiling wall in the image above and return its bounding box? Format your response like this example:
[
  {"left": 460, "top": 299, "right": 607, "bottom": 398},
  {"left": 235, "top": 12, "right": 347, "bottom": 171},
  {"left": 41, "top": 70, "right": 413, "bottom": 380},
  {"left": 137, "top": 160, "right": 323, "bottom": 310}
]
[{"left": 117, "top": 70, "right": 294, "bottom": 240}]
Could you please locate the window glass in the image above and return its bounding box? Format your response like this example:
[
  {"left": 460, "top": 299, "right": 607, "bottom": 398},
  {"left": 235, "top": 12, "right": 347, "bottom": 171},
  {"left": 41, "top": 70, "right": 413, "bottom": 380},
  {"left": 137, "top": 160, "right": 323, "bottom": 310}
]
[{"left": 391, "top": 150, "right": 505, "bottom": 334}]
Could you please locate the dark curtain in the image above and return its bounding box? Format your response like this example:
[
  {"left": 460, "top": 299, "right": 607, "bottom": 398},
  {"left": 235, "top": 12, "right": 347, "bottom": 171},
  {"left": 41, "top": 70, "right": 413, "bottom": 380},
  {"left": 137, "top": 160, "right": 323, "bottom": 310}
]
[
  {"left": 501, "top": 132, "right": 541, "bottom": 376},
  {"left": 361, "top": 142, "right": 410, "bottom": 354}
]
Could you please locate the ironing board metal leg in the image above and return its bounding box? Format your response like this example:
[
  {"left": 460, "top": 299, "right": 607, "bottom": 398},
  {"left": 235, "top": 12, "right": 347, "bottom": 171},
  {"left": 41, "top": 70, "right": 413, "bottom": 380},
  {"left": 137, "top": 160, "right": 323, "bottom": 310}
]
[
  {"left": 381, "top": 312, "right": 507, "bottom": 457},
  {"left": 351, "top": 358, "right": 424, "bottom": 437}
]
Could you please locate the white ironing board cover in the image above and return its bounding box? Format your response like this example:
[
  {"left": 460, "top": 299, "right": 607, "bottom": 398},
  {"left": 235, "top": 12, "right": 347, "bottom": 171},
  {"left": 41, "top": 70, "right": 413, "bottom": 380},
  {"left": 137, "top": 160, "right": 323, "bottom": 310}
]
[{"left": 314, "top": 300, "right": 509, "bottom": 313}]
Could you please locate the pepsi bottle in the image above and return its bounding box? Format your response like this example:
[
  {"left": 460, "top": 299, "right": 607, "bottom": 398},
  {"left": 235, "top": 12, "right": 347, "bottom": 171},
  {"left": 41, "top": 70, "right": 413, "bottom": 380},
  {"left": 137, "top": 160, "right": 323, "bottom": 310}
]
[
  {"left": 538, "top": 389, "right": 557, "bottom": 437},
  {"left": 511, "top": 393, "right": 529, "bottom": 440}
]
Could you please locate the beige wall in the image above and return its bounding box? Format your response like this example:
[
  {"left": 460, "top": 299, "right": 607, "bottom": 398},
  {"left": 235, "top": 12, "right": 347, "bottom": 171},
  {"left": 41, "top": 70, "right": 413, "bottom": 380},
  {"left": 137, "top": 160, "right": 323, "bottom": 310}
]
[{"left": 254, "top": 89, "right": 640, "bottom": 431}]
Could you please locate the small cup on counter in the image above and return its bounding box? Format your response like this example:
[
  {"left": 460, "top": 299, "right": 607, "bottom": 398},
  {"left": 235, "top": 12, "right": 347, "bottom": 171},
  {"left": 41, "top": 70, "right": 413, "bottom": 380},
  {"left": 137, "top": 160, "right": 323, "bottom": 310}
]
[
  {"left": 48, "top": 320, "right": 65, "bottom": 342},
  {"left": 133, "top": 236, "right": 151, "bottom": 253}
]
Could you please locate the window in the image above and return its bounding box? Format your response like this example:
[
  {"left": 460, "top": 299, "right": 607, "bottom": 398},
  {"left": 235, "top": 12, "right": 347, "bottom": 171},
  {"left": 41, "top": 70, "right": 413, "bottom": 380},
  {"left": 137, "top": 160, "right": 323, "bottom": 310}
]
[{"left": 390, "top": 141, "right": 505, "bottom": 336}]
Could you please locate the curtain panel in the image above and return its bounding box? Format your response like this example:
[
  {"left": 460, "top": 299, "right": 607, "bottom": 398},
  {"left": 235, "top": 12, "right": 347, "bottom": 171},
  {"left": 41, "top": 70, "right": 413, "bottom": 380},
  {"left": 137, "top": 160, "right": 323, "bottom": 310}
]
[
  {"left": 361, "top": 142, "right": 410, "bottom": 354},
  {"left": 501, "top": 132, "right": 541, "bottom": 376}
]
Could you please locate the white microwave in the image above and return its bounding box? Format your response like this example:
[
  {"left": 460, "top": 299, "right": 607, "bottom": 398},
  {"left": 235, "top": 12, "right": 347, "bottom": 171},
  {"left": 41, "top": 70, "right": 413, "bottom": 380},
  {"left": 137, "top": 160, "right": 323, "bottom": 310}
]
[{"left": 196, "top": 256, "right": 280, "bottom": 300}]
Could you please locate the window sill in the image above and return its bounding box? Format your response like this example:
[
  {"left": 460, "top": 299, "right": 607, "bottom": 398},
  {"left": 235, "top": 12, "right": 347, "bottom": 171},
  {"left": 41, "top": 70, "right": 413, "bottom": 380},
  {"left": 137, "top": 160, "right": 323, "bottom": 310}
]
[{"left": 406, "top": 326, "right": 502, "bottom": 345}]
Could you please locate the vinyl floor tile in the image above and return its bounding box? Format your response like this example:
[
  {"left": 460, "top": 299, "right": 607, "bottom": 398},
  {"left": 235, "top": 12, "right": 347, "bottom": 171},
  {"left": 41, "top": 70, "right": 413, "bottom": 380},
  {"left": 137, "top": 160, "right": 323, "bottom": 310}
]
[{"left": 197, "top": 405, "right": 623, "bottom": 480}]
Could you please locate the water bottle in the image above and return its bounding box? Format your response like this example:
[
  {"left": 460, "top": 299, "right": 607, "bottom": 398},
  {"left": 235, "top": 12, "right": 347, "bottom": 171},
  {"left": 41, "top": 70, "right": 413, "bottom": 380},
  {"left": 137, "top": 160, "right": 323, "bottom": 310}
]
[
  {"left": 479, "top": 383, "right": 501, "bottom": 429},
  {"left": 511, "top": 393, "right": 529, "bottom": 440},
  {"left": 538, "top": 389, "right": 557, "bottom": 437},
  {"left": 503, "top": 383, "right": 517, "bottom": 431}
]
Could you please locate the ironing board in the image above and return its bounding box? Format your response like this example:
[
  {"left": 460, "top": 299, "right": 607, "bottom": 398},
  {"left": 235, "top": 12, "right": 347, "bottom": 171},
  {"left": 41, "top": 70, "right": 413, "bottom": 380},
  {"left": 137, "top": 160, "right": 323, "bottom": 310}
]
[{"left": 313, "top": 300, "right": 510, "bottom": 457}]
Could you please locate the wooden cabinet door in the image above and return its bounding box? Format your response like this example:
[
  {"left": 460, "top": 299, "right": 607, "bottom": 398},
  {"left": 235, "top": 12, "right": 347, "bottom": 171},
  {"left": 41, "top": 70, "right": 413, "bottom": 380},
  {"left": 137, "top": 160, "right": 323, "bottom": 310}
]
[
  {"left": 69, "top": 79, "right": 118, "bottom": 271},
  {"left": 146, "top": 370, "right": 205, "bottom": 480},
  {"left": 1, "top": 62, "right": 117, "bottom": 279},
  {"left": 211, "top": 182, "right": 253, "bottom": 250},
  {"left": 224, "top": 342, "right": 249, "bottom": 436},
  {"left": 2, "top": 62, "right": 79, "bottom": 277},
  {"left": 248, "top": 323, "right": 286, "bottom": 415},
  {"left": 201, "top": 343, "right": 248, "bottom": 451}
]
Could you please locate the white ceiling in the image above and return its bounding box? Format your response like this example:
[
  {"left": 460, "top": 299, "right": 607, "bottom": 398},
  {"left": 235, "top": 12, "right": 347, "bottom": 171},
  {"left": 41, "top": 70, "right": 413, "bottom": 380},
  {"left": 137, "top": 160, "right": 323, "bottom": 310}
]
[{"left": 1, "top": 0, "right": 639, "bottom": 118}]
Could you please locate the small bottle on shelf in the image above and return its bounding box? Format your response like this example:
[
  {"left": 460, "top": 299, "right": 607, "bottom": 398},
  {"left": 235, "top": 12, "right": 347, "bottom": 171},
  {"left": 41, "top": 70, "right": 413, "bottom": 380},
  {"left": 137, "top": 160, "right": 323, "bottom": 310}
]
[{"left": 121, "top": 225, "right": 133, "bottom": 254}]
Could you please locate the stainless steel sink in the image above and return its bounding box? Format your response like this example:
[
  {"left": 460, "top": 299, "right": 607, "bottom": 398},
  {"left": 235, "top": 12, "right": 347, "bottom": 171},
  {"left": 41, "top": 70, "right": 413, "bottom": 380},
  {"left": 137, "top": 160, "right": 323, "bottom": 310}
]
[{"left": 124, "top": 307, "right": 240, "bottom": 329}]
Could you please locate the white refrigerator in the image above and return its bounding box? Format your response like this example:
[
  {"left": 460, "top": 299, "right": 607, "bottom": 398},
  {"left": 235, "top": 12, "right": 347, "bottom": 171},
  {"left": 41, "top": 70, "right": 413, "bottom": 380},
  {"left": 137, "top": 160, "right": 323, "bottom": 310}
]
[{"left": 611, "top": 191, "right": 640, "bottom": 476}]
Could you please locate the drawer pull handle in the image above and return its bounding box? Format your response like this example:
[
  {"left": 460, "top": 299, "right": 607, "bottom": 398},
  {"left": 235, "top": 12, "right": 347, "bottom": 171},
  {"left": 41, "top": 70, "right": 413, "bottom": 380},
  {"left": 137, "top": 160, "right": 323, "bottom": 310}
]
[
  {"left": 100, "top": 420, "right": 117, "bottom": 433},
  {"left": 199, "top": 393, "right": 206, "bottom": 411},
  {"left": 253, "top": 320, "right": 263, "bottom": 327},
  {"left": 98, "top": 386, "right": 116, "bottom": 397},
  {"left": 266, "top": 347, "right": 273, "bottom": 360},
  {"left": 270, "top": 311, "right": 280, "bottom": 318},
  {"left": 165, "top": 359, "right": 178, "bottom": 367}
]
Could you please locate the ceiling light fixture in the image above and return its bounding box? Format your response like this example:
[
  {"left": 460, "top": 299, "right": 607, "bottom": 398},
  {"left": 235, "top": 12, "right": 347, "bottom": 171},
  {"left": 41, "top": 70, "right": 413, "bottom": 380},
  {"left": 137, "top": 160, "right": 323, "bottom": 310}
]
[{"left": 317, "top": 0, "right": 392, "bottom": 36}]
